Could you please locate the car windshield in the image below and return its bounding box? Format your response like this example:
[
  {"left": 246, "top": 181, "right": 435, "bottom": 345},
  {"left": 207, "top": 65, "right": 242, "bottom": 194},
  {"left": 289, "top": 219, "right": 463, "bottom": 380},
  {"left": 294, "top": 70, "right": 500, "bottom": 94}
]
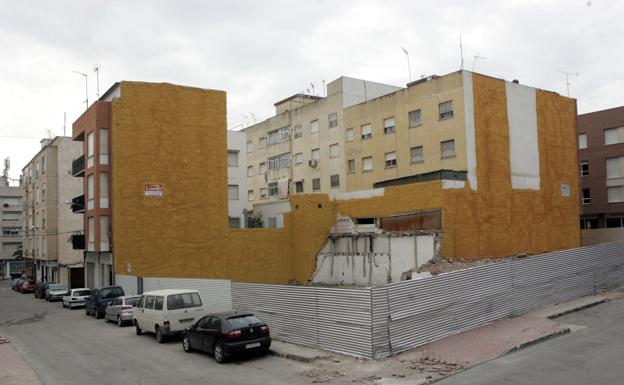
[
  {"left": 125, "top": 297, "right": 140, "bottom": 307},
  {"left": 49, "top": 284, "right": 65, "bottom": 290},
  {"left": 74, "top": 290, "right": 90, "bottom": 296},
  {"left": 166, "top": 293, "right": 202, "bottom": 310},
  {"left": 100, "top": 287, "right": 124, "bottom": 299},
  {"left": 227, "top": 315, "right": 263, "bottom": 329}
]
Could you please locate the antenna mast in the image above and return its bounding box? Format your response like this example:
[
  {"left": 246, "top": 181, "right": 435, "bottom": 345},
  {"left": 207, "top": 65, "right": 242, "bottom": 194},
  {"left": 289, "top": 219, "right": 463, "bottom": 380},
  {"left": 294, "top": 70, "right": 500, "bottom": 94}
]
[
  {"left": 401, "top": 47, "right": 412, "bottom": 83},
  {"left": 459, "top": 35, "right": 464, "bottom": 70},
  {"left": 73, "top": 70, "right": 89, "bottom": 110},
  {"left": 94, "top": 65, "right": 100, "bottom": 99},
  {"left": 557, "top": 70, "right": 579, "bottom": 97}
]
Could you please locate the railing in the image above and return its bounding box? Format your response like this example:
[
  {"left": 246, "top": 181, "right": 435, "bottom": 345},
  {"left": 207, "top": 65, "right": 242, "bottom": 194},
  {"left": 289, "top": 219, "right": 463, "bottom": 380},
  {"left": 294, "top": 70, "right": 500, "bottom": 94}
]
[{"left": 72, "top": 155, "right": 85, "bottom": 177}]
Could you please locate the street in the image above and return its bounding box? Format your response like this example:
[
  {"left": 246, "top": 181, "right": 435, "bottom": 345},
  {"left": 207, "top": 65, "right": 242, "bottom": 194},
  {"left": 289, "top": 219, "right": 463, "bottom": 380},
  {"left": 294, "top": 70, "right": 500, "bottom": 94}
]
[
  {"left": 0, "top": 281, "right": 307, "bottom": 385},
  {"left": 438, "top": 296, "right": 624, "bottom": 385}
]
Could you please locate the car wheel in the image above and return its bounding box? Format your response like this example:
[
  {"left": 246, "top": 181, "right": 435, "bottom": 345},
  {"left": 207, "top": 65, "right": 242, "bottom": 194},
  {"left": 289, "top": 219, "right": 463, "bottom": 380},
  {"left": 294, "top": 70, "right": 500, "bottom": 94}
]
[
  {"left": 69, "top": 303, "right": 73, "bottom": 310},
  {"left": 135, "top": 322, "right": 142, "bottom": 335},
  {"left": 95, "top": 308, "right": 102, "bottom": 319},
  {"left": 182, "top": 335, "right": 193, "bottom": 352},
  {"left": 214, "top": 342, "right": 226, "bottom": 363},
  {"left": 104, "top": 314, "right": 109, "bottom": 323},
  {"left": 155, "top": 326, "right": 166, "bottom": 343},
  {"left": 117, "top": 316, "right": 123, "bottom": 327}
]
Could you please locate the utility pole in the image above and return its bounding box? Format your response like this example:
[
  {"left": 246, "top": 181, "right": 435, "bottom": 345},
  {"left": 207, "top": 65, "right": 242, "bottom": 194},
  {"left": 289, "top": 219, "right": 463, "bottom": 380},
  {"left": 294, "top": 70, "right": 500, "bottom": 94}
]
[
  {"left": 557, "top": 70, "right": 579, "bottom": 97},
  {"left": 401, "top": 47, "right": 412, "bottom": 83},
  {"left": 73, "top": 70, "right": 88, "bottom": 109}
]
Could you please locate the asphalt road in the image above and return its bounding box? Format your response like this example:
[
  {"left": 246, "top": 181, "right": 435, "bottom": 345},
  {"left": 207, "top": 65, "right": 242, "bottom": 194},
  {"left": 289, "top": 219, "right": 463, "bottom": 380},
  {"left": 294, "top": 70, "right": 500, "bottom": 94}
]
[
  {"left": 0, "top": 281, "right": 306, "bottom": 385},
  {"left": 438, "top": 297, "right": 624, "bottom": 385}
]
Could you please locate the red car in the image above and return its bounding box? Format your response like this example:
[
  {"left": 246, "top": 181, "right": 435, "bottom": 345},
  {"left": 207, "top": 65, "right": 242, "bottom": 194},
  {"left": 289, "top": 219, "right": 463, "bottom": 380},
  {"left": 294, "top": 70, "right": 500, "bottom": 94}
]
[{"left": 19, "top": 280, "right": 38, "bottom": 294}]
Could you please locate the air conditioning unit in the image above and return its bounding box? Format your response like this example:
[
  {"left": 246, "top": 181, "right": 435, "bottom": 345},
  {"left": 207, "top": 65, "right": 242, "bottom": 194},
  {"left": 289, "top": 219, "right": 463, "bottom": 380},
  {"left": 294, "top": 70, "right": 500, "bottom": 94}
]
[{"left": 308, "top": 159, "right": 318, "bottom": 168}]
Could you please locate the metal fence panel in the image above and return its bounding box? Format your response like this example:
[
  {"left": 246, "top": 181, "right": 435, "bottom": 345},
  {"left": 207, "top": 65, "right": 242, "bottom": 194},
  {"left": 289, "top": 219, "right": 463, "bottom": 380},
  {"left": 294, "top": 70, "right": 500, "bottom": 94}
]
[{"left": 143, "top": 277, "right": 232, "bottom": 312}]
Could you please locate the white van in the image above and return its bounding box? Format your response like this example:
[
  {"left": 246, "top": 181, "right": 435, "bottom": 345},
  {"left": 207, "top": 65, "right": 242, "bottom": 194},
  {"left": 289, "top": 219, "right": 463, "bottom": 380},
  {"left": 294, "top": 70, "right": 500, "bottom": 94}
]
[{"left": 133, "top": 289, "right": 205, "bottom": 343}]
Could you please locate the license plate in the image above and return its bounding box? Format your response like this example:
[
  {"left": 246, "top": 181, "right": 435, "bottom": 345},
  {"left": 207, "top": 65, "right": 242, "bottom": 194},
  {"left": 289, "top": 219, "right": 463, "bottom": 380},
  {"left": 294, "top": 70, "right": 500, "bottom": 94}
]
[{"left": 245, "top": 342, "right": 261, "bottom": 349}]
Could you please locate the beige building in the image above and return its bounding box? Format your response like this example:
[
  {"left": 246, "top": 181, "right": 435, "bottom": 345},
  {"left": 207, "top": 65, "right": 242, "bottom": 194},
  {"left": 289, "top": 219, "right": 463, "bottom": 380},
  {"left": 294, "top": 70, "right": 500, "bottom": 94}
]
[
  {"left": 22, "top": 137, "right": 84, "bottom": 287},
  {"left": 1, "top": 166, "right": 24, "bottom": 279},
  {"left": 243, "top": 76, "right": 400, "bottom": 226}
]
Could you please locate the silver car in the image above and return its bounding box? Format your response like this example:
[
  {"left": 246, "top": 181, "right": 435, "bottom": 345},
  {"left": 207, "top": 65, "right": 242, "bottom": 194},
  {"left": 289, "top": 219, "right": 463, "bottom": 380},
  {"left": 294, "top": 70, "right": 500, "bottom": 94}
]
[
  {"left": 62, "top": 288, "right": 91, "bottom": 309},
  {"left": 45, "top": 283, "right": 68, "bottom": 301},
  {"left": 105, "top": 295, "right": 141, "bottom": 327}
]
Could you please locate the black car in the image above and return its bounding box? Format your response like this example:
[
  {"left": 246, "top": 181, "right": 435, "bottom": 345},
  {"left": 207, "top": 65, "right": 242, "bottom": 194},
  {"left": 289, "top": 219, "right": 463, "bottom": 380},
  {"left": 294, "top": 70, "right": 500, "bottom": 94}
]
[
  {"left": 182, "top": 312, "right": 271, "bottom": 363},
  {"left": 85, "top": 286, "right": 125, "bottom": 319},
  {"left": 34, "top": 282, "right": 51, "bottom": 299}
]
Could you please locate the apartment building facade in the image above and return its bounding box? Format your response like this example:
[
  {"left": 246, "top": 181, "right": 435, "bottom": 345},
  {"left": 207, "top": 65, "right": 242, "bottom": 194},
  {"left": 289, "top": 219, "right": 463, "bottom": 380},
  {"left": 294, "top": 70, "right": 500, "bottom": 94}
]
[
  {"left": 1, "top": 170, "right": 24, "bottom": 279},
  {"left": 577, "top": 106, "right": 624, "bottom": 229},
  {"left": 243, "top": 77, "right": 400, "bottom": 227},
  {"left": 227, "top": 130, "right": 248, "bottom": 228},
  {"left": 21, "top": 137, "right": 84, "bottom": 287}
]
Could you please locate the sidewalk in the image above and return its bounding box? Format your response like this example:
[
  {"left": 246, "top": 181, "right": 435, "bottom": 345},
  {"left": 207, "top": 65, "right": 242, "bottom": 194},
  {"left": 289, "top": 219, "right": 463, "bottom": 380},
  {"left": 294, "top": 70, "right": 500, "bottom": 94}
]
[{"left": 0, "top": 336, "right": 42, "bottom": 385}]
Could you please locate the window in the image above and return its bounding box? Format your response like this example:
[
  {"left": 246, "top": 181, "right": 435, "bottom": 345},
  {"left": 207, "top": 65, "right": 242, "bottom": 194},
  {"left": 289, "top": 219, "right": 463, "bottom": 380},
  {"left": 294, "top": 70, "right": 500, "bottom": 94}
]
[
  {"left": 41, "top": 155, "right": 46, "bottom": 174},
  {"left": 361, "top": 124, "right": 372, "bottom": 140},
  {"left": 87, "top": 174, "right": 94, "bottom": 210},
  {"left": 167, "top": 293, "right": 202, "bottom": 310},
  {"left": 311, "top": 148, "right": 320, "bottom": 161},
  {"left": 87, "top": 217, "right": 95, "bottom": 251},
  {"left": 42, "top": 184, "right": 46, "bottom": 201},
  {"left": 385, "top": 152, "right": 397, "bottom": 168},
  {"left": 100, "top": 216, "right": 110, "bottom": 251},
  {"left": 100, "top": 173, "right": 109, "bottom": 209},
  {"left": 259, "top": 162, "right": 267, "bottom": 174},
  {"left": 260, "top": 188, "right": 267, "bottom": 200},
  {"left": 330, "top": 143, "right": 339, "bottom": 158},
  {"left": 312, "top": 178, "right": 321, "bottom": 191},
  {"left": 384, "top": 117, "right": 396, "bottom": 134},
  {"left": 330, "top": 174, "right": 340, "bottom": 188},
  {"left": 100, "top": 128, "right": 109, "bottom": 165},
  {"left": 580, "top": 161, "right": 589, "bottom": 177},
  {"left": 154, "top": 297, "right": 164, "bottom": 311},
  {"left": 328, "top": 113, "right": 338, "bottom": 128},
  {"left": 248, "top": 190, "right": 254, "bottom": 201},
  {"left": 268, "top": 153, "right": 290, "bottom": 170},
  {"left": 268, "top": 182, "right": 279, "bottom": 196},
  {"left": 267, "top": 126, "right": 290, "bottom": 145},
  {"left": 227, "top": 151, "right": 239, "bottom": 167},
  {"left": 247, "top": 140, "right": 254, "bottom": 153},
  {"left": 258, "top": 137, "right": 266, "bottom": 149},
  {"left": 310, "top": 119, "right": 320, "bottom": 133},
  {"left": 35, "top": 161, "right": 39, "bottom": 178},
  {"left": 411, "top": 146, "right": 424, "bottom": 163},
  {"left": 267, "top": 217, "right": 278, "bottom": 228},
  {"left": 439, "top": 101, "right": 454, "bottom": 120},
  {"left": 604, "top": 127, "right": 624, "bottom": 145},
  {"left": 582, "top": 188, "right": 591, "bottom": 204},
  {"left": 87, "top": 132, "right": 95, "bottom": 168},
  {"left": 228, "top": 185, "right": 239, "bottom": 200},
  {"left": 362, "top": 156, "right": 373, "bottom": 172},
  {"left": 247, "top": 166, "right": 254, "bottom": 177},
  {"left": 348, "top": 159, "right": 355, "bottom": 173},
  {"left": 606, "top": 216, "right": 624, "bottom": 228},
  {"left": 409, "top": 109, "right": 422, "bottom": 127},
  {"left": 294, "top": 125, "right": 302, "bottom": 139},
  {"left": 441, "top": 140, "right": 456, "bottom": 158},
  {"left": 346, "top": 128, "right": 354, "bottom": 142},
  {"left": 606, "top": 156, "right": 624, "bottom": 179},
  {"left": 295, "top": 181, "right": 304, "bottom": 193},
  {"left": 578, "top": 134, "right": 587, "bottom": 149},
  {"left": 228, "top": 217, "right": 241, "bottom": 228},
  {"left": 295, "top": 153, "right": 304, "bottom": 166},
  {"left": 608, "top": 186, "right": 624, "bottom": 203}
]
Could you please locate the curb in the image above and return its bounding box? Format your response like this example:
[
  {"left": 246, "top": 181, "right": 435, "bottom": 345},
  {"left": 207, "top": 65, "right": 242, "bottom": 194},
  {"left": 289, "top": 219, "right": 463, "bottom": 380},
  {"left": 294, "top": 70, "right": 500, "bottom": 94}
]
[
  {"left": 268, "top": 349, "right": 321, "bottom": 363},
  {"left": 545, "top": 299, "right": 605, "bottom": 319}
]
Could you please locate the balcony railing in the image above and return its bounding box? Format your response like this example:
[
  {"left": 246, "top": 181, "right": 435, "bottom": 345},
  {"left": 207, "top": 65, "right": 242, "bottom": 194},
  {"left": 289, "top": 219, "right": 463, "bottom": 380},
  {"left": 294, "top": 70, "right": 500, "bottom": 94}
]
[
  {"left": 72, "top": 155, "right": 85, "bottom": 177},
  {"left": 71, "top": 195, "right": 85, "bottom": 213},
  {"left": 71, "top": 234, "right": 85, "bottom": 250}
]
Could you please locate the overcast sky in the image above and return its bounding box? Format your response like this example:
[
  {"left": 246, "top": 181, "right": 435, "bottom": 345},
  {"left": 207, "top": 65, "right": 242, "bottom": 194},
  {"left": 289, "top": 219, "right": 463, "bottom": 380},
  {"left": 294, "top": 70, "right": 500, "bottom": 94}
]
[{"left": 1, "top": 0, "right": 622, "bottom": 181}]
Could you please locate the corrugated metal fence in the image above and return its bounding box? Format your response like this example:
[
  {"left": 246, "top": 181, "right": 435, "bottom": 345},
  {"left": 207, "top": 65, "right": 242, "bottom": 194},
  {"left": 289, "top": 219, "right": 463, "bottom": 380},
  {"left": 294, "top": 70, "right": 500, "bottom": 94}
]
[{"left": 231, "top": 241, "right": 624, "bottom": 358}]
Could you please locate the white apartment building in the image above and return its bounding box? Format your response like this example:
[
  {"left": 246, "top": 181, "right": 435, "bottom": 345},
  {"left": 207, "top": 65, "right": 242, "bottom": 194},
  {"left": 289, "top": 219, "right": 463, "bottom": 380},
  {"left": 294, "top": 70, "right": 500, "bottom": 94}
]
[
  {"left": 243, "top": 76, "right": 400, "bottom": 227},
  {"left": 227, "top": 130, "right": 248, "bottom": 228},
  {"left": 1, "top": 167, "right": 24, "bottom": 279},
  {"left": 21, "top": 137, "right": 84, "bottom": 287}
]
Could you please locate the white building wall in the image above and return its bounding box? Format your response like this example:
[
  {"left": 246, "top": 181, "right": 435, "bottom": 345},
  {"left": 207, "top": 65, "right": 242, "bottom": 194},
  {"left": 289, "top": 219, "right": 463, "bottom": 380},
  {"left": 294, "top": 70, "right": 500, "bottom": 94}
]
[{"left": 227, "top": 130, "right": 248, "bottom": 228}]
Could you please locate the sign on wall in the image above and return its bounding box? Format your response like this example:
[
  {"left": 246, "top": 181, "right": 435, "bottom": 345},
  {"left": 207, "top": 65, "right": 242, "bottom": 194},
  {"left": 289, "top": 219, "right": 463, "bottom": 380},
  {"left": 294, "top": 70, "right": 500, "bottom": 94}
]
[
  {"left": 561, "top": 183, "right": 570, "bottom": 198},
  {"left": 144, "top": 183, "right": 164, "bottom": 198}
]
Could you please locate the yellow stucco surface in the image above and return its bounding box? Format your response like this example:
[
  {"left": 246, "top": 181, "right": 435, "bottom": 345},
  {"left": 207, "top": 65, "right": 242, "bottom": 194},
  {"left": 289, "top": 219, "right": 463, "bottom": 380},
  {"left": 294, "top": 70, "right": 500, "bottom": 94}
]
[{"left": 113, "top": 77, "right": 579, "bottom": 285}]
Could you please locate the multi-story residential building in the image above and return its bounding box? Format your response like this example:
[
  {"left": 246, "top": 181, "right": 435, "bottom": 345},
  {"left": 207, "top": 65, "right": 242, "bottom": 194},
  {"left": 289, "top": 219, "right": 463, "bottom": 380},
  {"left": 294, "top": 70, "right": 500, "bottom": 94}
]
[
  {"left": 227, "top": 130, "right": 248, "bottom": 228},
  {"left": 243, "top": 77, "right": 400, "bottom": 227},
  {"left": 21, "top": 137, "right": 83, "bottom": 286},
  {"left": 577, "top": 106, "right": 624, "bottom": 230},
  {"left": 1, "top": 164, "right": 24, "bottom": 279}
]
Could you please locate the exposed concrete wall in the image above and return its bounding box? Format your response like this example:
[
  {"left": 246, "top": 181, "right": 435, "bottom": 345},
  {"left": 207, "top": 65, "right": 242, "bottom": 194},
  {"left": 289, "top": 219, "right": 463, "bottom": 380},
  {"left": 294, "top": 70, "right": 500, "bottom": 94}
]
[
  {"left": 226, "top": 130, "right": 247, "bottom": 227},
  {"left": 581, "top": 228, "right": 624, "bottom": 246}
]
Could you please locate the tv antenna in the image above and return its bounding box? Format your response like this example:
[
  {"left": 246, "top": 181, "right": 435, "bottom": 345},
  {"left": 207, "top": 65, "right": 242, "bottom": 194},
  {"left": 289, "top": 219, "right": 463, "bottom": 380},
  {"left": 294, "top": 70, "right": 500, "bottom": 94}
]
[
  {"left": 401, "top": 47, "right": 412, "bottom": 83},
  {"left": 459, "top": 35, "right": 464, "bottom": 70},
  {"left": 73, "top": 70, "right": 88, "bottom": 109},
  {"left": 93, "top": 65, "right": 100, "bottom": 99},
  {"left": 472, "top": 55, "right": 486, "bottom": 72},
  {"left": 310, "top": 83, "right": 315, "bottom": 96},
  {"left": 557, "top": 70, "right": 579, "bottom": 97}
]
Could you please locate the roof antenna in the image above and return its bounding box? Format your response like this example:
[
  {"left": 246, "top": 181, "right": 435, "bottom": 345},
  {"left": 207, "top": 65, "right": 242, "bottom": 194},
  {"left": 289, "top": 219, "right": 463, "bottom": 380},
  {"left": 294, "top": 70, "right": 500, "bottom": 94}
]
[
  {"left": 459, "top": 35, "right": 464, "bottom": 70},
  {"left": 310, "top": 83, "right": 315, "bottom": 96},
  {"left": 73, "top": 70, "right": 89, "bottom": 110},
  {"left": 401, "top": 47, "right": 412, "bottom": 83},
  {"left": 93, "top": 65, "right": 100, "bottom": 99},
  {"left": 557, "top": 70, "right": 579, "bottom": 97}
]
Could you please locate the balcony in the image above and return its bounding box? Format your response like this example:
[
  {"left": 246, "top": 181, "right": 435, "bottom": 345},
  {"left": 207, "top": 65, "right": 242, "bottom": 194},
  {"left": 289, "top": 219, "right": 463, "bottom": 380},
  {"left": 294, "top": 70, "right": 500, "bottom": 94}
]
[
  {"left": 71, "top": 234, "right": 85, "bottom": 250},
  {"left": 72, "top": 155, "right": 85, "bottom": 177},
  {"left": 71, "top": 195, "right": 85, "bottom": 213}
]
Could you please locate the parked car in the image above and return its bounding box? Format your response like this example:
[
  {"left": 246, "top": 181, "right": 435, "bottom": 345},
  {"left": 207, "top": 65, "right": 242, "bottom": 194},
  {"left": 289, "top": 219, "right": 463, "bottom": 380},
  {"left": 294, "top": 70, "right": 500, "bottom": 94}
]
[
  {"left": 10, "top": 278, "right": 23, "bottom": 291},
  {"left": 62, "top": 288, "right": 91, "bottom": 309},
  {"left": 19, "top": 280, "right": 38, "bottom": 294},
  {"left": 45, "top": 283, "right": 68, "bottom": 301},
  {"left": 105, "top": 295, "right": 141, "bottom": 326},
  {"left": 181, "top": 312, "right": 271, "bottom": 363},
  {"left": 34, "top": 282, "right": 51, "bottom": 298},
  {"left": 133, "top": 289, "right": 204, "bottom": 343},
  {"left": 85, "top": 286, "right": 125, "bottom": 319}
]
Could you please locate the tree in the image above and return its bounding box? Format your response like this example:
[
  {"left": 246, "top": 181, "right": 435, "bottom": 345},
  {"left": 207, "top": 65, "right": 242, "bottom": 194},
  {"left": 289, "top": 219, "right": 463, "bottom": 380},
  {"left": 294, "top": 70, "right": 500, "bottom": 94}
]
[
  {"left": 12, "top": 243, "right": 23, "bottom": 259},
  {"left": 247, "top": 212, "right": 264, "bottom": 228}
]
